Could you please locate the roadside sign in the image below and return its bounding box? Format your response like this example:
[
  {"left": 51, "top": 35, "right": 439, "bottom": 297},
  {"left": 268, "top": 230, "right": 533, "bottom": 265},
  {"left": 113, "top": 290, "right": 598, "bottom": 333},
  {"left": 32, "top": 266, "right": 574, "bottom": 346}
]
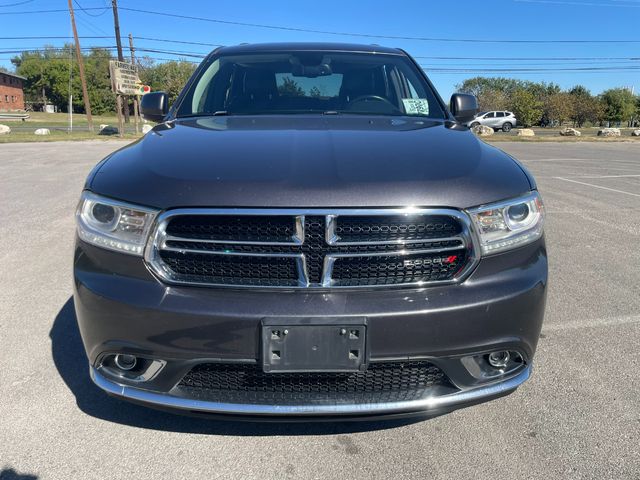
[{"left": 109, "top": 60, "right": 148, "bottom": 96}]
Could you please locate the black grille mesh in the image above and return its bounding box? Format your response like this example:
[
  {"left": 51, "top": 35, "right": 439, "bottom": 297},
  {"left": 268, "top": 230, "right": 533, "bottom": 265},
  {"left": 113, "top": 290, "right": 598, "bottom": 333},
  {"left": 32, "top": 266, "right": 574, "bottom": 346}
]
[
  {"left": 331, "top": 251, "right": 466, "bottom": 286},
  {"left": 158, "top": 212, "right": 469, "bottom": 287},
  {"left": 177, "top": 361, "right": 450, "bottom": 400},
  {"left": 166, "top": 215, "right": 296, "bottom": 243},
  {"left": 159, "top": 251, "right": 299, "bottom": 286},
  {"left": 335, "top": 215, "right": 461, "bottom": 243}
]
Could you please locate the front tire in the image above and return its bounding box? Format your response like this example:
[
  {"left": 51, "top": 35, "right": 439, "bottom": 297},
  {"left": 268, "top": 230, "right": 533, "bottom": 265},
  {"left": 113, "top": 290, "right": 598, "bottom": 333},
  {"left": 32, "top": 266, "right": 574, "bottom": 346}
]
[
  {"left": 470, "top": 122, "right": 480, "bottom": 128},
  {"left": 502, "top": 122, "right": 513, "bottom": 132}
]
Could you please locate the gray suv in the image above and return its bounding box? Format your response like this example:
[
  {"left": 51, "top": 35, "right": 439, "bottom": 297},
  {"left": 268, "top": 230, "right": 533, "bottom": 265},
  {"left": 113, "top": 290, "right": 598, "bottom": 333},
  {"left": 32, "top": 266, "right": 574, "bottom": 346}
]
[
  {"left": 74, "top": 43, "right": 547, "bottom": 421},
  {"left": 469, "top": 111, "right": 518, "bottom": 132}
]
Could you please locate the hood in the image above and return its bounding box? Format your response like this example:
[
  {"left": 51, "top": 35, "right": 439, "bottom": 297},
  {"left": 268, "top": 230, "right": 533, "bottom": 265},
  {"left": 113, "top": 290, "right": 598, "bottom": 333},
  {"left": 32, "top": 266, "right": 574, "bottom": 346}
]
[{"left": 89, "top": 116, "right": 531, "bottom": 210}]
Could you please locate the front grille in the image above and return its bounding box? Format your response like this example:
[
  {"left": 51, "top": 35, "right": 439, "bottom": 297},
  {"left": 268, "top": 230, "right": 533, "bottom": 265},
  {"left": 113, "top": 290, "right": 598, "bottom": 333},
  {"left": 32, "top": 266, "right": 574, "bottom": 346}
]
[
  {"left": 166, "top": 215, "right": 297, "bottom": 243},
  {"left": 331, "top": 251, "right": 466, "bottom": 287},
  {"left": 160, "top": 251, "right": 300, "bottom": 287},
  {"left": 175, "top": 361, "right": 453, "bottom": 405},
  {"left": 333, "top": 215, "right": 461, "bottom": 243},
  {"left": 147, "top": 209, "right": 476, "bottom": 288}
]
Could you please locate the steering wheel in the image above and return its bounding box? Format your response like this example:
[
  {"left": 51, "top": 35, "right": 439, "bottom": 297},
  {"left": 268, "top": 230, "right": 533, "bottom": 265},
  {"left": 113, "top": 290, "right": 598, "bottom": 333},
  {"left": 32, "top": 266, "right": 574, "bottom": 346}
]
[{"left": 349, "top": 95, "right": 398, "bottom": 110}]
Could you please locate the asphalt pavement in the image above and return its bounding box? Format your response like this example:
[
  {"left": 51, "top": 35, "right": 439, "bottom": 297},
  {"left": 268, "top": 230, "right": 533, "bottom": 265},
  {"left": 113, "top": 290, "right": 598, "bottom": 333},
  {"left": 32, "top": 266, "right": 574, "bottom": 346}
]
[{"left": 0, "top": 140, "right": 638, "bottom": 479}]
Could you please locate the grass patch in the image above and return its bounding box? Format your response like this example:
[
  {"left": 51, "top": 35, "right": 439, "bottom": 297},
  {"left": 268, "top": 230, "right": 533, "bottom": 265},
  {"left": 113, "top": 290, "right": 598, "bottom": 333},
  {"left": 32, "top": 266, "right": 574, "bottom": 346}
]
[
  {"left": 485, "top": 135, "right": 640, "bottom": 143},
  {"left": 0, "top": 111, "right": 148, "bottom": 141},
  {"left": 0, "top": 130, "right": 141, "bottom": 143}
]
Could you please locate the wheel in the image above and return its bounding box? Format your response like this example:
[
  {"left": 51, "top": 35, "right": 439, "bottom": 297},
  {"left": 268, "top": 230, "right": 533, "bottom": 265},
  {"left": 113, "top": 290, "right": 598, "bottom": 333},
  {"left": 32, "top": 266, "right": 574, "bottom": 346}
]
[
  {"left": 502, "top": 122, "right": 513, "bottom": 132},
  {"left": 470, "top": 122, "right": 480, "bottom": 128}
]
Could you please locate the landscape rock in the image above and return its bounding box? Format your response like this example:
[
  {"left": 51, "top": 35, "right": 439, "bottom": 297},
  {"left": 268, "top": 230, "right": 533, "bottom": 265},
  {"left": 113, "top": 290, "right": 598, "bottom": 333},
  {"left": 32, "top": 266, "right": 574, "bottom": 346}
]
[
  {"left": 632, "top": 129, "right": 640, "bottom": 137},
  {"left": 98, "top": 125, "right": 119, "bottom": 136},
  {"left": 597, "top": 127, "right": 621, "bottom": 137},
  {"left": 517, "top": 128, "right": 535, "bottom": 137},
  {"left": 472, "top": 124, "right": 494, "bottom": 137},
  {"left": 34, "top": 128, "right": 50, "bottom": 135},
  {"left": 142, "top": 124, "right": 153, "bottom": 134},
  {"left": 559, "top": 127, "right": 581, "bottom": 137},
  {"left": 0, "top": 124, "right": 10, "bottom": 135}
]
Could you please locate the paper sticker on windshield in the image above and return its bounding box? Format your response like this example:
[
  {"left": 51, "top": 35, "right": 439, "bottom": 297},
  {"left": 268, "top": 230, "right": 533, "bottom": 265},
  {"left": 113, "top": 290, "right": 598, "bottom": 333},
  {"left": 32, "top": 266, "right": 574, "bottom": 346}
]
[{"left": 402, "top": 98, "right": 429, "bottom": 115}]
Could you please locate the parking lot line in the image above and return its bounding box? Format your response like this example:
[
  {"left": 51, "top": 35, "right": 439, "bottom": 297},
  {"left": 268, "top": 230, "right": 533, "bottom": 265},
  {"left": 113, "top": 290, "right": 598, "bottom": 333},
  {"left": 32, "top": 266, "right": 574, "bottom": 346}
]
[
  {"left": 553, "top": 177, "right": 640, "bottom": 198},
  {"left": 569, "top": 174, "right": 640, "bottom": 179}
]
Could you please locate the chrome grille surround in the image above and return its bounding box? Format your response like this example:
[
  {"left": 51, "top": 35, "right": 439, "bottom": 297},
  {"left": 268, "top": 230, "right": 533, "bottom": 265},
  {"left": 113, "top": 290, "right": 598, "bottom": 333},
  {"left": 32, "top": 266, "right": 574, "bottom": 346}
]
[{"left": 144, "top": 208, "right": 481, "bottom": 289}]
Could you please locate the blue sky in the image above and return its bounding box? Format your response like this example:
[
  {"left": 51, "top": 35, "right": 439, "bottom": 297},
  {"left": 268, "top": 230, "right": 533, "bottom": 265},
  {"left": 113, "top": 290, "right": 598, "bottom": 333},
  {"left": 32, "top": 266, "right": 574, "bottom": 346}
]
[{"left": 1, "top": 0, "right": 638, "bottom": 99}]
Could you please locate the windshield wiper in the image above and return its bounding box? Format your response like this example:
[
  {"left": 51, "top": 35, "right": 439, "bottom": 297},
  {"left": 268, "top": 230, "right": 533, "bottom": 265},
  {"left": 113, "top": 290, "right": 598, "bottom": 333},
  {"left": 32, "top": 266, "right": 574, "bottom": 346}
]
[
  {"left": 322, "top": 110, "right": 340, "bottom": 115},
  {"left": 212, "top": 110, "right": 229, "bottom": 116}
]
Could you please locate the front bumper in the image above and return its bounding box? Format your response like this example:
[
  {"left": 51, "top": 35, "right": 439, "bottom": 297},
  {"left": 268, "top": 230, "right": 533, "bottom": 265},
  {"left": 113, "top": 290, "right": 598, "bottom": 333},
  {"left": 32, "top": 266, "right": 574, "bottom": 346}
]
[
  {"left": 91, "top": 364, "right": 531, "bottom": 419},
  {"left": 74, "top": 237, "right": 547, "bottom": 419}
]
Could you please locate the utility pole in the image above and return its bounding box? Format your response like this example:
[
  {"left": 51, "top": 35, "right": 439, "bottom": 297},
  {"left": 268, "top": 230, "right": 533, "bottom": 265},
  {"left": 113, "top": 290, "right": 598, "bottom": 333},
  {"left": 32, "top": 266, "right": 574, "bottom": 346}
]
[
  {"left": 111, "top": 0, "right": 130, "bottom": 123},
  {"left": 128, "top": 33, "right": 140, "bottom": 134},
  {"left": 67, "top": 0, "right": 93, "bottom": 132}
]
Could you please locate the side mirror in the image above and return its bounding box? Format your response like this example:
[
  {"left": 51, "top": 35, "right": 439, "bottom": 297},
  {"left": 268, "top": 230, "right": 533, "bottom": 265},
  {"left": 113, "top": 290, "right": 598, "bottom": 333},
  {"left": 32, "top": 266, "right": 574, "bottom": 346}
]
[
  {"left": 141, "top": 92, "right": 169, "bottom": 123},
  {"left": 449, "top": 93, "right": 479, "bottom": 124}
]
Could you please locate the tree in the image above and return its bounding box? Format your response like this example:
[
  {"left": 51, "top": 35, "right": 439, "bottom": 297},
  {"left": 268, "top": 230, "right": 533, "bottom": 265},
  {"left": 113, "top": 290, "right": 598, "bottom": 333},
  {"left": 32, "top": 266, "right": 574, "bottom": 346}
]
[
  {"left": 509, "top": 88, "right": 543, "bottom": 127},
  {"left": 457, "top": 77, "right": 521, "bottom": 111},
  {"left": 12, "top": 45, "right": 115, "bottom": 114},
  {"left": 544, "top": 92, "right": 574, "bottom": 126},
  {"left": 600, "top": 88, "right": 637, "bottom": 126},
  {"left": 568, "top": 85, "right": 600, "bottom": 127},
  {"left": 138, "top": 59, "right": 196, "bottom": 104},
  {"left": 277, "top": 76, "right": 304, "bottom": 97},
  {"left": 309, "top": 86, "right": 322, "bottom": 98}
]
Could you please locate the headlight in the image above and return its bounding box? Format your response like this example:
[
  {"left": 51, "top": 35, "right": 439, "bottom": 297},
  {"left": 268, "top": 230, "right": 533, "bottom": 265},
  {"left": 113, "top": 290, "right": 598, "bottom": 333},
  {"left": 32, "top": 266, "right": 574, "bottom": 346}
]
[
  {"left": 467, "top": 191, "right": 544, "bottom": 255},
  {"left": 76, "top": 191, "right": 158, "bottom": 255}
]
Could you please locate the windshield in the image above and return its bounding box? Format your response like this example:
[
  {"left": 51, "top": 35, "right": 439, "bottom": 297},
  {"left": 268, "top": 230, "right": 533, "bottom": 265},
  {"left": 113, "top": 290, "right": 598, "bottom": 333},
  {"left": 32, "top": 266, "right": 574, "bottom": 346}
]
[{"left": 176, "top": 51, "right": 446, "bottom": 118}]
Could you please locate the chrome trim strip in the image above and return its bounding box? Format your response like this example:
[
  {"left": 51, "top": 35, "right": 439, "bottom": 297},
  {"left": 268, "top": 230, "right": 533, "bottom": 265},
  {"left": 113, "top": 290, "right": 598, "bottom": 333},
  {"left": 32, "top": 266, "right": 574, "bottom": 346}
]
[
  {"left": 99, "top": 359, "right": 167, "bottom": 383},
  {"left": 144, "top": 207, "right": 481, "bottom": 290},
  {"left": 160, "top": 246, "right": 304, "bottom": 259},
  {"left": 326, "top": 243, "right": 465, "bottom": 258},
  {"left": 164, "top": 235, "right": 302, "bottom": 246},
  {"left": 90, "top": 365, "right": 530, "bottom": 416},
  {"left": 294, "top": 215, "right": 305, "bottom": 245}
]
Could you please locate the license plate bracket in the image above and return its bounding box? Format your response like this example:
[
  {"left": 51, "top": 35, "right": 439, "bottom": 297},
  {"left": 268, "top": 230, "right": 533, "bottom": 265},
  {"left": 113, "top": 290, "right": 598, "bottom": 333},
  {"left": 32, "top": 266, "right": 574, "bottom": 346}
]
[{"left": 261, "top": 318, "right": 367, "bottom": 373}]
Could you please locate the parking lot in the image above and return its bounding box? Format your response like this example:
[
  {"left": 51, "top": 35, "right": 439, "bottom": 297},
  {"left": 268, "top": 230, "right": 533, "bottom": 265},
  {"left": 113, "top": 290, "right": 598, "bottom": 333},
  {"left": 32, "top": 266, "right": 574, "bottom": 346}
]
[{"left": 0, "top": 140, "right": 638, "bottom": 479}]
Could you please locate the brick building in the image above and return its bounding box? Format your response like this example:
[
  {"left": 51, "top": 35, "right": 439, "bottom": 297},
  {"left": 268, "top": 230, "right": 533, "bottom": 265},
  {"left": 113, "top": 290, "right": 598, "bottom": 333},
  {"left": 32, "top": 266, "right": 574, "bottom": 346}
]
[{"left": 0, "top": 72, "right": 26, "bottom": 111}]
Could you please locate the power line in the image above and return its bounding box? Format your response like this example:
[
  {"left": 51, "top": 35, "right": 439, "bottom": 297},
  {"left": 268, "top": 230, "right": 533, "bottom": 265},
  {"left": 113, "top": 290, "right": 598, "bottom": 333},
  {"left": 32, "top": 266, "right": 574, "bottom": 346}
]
[
  {"left": 0, "top": 35, "right": 112, "bottom": 39},
  {"left": 2, "top": 37, "right": 640, "bottom": 61},
  {"left": 135, "top": 36, "right": 222, "bottom": 47},
  {"left": 113, "top": 7, "right": 640, "bottom": 44},
  {"left": 421, "top": 66, "right": 640, "bottom": 72},
  {"left": 413, "top": 55, "right": 640, "bottom": 61},
  {"left": 73, "top": 0, "right": 108, "bottom": 17},
  {"left": 1, "top": 6, "right": 640, "bottom": 44},
  {"left": 0, "top": 0, "right": 34, "bottom": 6},
  {"left": 6, "top": 45, "right": 640, "bottom": 71}
]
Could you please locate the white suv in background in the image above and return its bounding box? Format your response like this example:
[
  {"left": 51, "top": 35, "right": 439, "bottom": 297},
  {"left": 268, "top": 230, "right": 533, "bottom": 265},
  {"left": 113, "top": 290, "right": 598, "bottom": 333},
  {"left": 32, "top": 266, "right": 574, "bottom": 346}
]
[{"left": 468, "top": 111, "right": 517, "bottom": 132}]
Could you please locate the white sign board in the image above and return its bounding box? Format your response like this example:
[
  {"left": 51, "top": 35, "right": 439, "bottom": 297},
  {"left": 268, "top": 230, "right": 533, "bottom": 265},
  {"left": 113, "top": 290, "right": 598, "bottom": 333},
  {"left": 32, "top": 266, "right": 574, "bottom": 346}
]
[{"left": 109, "top": 60, "right": 147, "bottom": 96}]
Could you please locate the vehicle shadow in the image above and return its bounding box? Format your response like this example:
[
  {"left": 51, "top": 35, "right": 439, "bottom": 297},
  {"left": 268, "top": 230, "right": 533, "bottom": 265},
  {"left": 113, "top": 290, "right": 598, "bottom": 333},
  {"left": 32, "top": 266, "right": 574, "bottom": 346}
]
[
  {"left": 0, "top": 468, "right": 38, "bottom": 480},
  {"left": 51, "top": 297, "right": 428, "bottom": 435}
]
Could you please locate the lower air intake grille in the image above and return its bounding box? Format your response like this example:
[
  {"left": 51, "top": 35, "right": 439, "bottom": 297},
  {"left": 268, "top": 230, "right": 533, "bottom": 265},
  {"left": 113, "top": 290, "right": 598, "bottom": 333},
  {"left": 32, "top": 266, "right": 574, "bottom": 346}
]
[{"left": 177, "top": 361, "right": 450, "bottom": 397}]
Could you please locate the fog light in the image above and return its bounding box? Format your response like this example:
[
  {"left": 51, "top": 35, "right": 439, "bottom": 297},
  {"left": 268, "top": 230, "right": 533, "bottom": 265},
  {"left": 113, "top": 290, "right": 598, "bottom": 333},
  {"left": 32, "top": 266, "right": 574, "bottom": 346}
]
[
  {"left": 114, "top": 354, "right": 137, "bottom": 371},
  {"left": 488, "top": 351, "right": 510, "bottom": 368}
]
